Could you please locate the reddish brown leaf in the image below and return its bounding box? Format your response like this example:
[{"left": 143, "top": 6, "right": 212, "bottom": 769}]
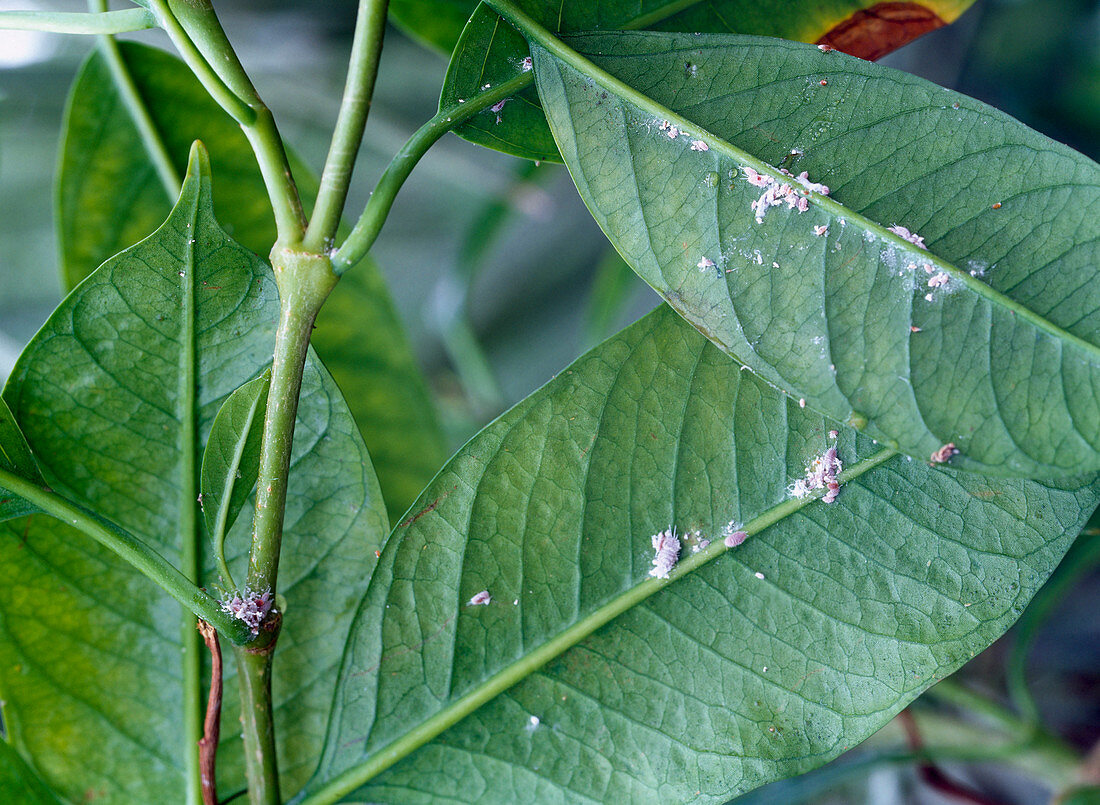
[{"left": 817, "top": 2, "right": 945, "bottom": 60}]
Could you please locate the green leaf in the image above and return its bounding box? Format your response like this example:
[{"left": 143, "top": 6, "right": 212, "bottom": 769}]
[
  {"left": 299, "top": 306, "right": 1099, "bottom": 804},
  {"left": 0, "top": 397, "right": 44, "bottom": 521},
  {"left": 0, "top": 739, "right": 64, "bottom": 805},
  {"left": 1, "top": 144, "right": 387, "bottom": 802},
  {"left": 56, "top": 39, "right": 446, "bottom": 522},
  {"left": 527, "top": 30, "right": 1100, "bottom": 477},
  {"left": 200, "top": 368, "right": 270, "bottom": 585},
  {"left": 440, "top": 0, "right": 976, "bottom": 162}
]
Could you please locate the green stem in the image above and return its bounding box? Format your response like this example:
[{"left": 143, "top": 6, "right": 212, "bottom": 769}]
[
  {"left": 164, "top": 0, "right": 264, "bottom": 110},
  {"left": 303, "top": 0, "right": 391, "bottom": 252},
  {"left": 233, "top": 643, "right": 281, "bottom": 805},
  {"left": 147, "top": 0, "right": 255, "bottom": 125},
  {"left": 0, "top": 467, "right": 251, "bottom": 644},
  {"left": 234, "top": 248, "right": 336, "bottom": 805},
  {"left": 298, "top": 448, "right": 899, "bottom": 804},
  {"left": 0, "top": 8, "right": 154, "bottom": 34},
  {"left": 148, "top": 0, "right": 307, "bottom": 243},
  {"left": 247, "top": 249, "right": 337, "bottom": 595},
  {"left": 333, "top": 72, "right": 532, "bottom": 272}
]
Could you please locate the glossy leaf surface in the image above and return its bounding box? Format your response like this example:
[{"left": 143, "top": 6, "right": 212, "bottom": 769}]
[
  {"left": 302, "top": 306, "right": 1099, "bottom": 803},
  {"left": 440, "top": 0, "right": 975, "bottom": 161},
  {"left": 0, "top": 146, "right": 387, "bottom": 801},
  {"left": 531, "top": 31, "right": 1100, "bottom": 476},
  {"left": 57, "top": 41, "right": 445, "bottom": 520},
  {"left": 200, "top": 368, "right": 270, "bottom": 574},
  {"left": 0, "top": 397, "right": 43, "bottom": 522}
]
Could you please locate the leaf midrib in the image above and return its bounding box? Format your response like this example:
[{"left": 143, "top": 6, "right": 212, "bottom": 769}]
[
  {"left": 177, "top": 179, "right": 203, "bottom": 804},
  {"left": 515, "top": 23, "right": 1100, "bottom": 363},
  {"left": 298, "top": 445, "right": 898, "bottom": 804}
]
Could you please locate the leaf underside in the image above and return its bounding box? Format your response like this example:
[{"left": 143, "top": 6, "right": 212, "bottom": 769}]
[
  {"left": 57, "top": 40, "right": 446, "bottom": 522},
  {"left": 200, "top": 368, "right": 270, "bottom": 566},
  {"left": 439, "top": 0, "right": 976, "bottom": 162},
  {"left": 0, "top": 147, "right": 387, "bottom": 801},
  {"left": 528, "top": 31, "right": 1100, "bottom": 477},
  {"left": 303, "top": 305, "right": 1099, "bottom": 803}
]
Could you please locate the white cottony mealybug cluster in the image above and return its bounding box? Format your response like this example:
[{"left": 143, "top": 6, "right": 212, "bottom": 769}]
[
  {"left": 467, "top": 590, "right": 492, "bottom": 606},
  {"left": 788, "top": 446, "right": 843, "bottom": 503},
  {"left": 222, "top": 588, "right": 274, "bottom": 637},
  {"left": 888, "top": 224, "right": 927, "bottom": 250},
  {"left": 648, "top": 527, "right": 681, "bottom": 579},
  {"left": 741, "top": 166, "right": 828, "bottom": 223}
]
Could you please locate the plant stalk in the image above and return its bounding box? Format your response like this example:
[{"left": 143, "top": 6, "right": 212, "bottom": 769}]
[
  {"left": 150, "top": 0, "right": 307, "bottom": 243},
  {"left": 0, "top": 8, "right": 154, "bottom": 34},
  {"left": 247, "top": 249, "right": 338, "bottom": 595},
  {"left": 233, "top": 641, "right": 281, "bottom": 805},
  {"left": 229, "top": 248, "right": 337, "bottom": 804},
  {"left": 303, "top": 0, "right": 391, "bottom": 252},
  {"left": 334, "top": 72, "right": 531, "bottom": 271}
]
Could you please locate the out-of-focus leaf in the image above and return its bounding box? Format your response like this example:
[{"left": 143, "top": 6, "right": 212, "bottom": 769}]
[
  {"left": 312, "top": 265, "right": 449, "bottom": 522},
  {"left": 0, "top": 397, "right": 43, "bottom": 522},
  {"left": 56, "top": 39, "right": 446, "bottom": 523},
  {"left": 56, "top": 43, "right": 280, "bottom": 285},
  {"left": 530, "top": 30, "right": 1100, "bottom": 476},
  {"left": 584, "top": 247, "right": 645, "bottom": 347},
  {"left": 440, "top": 0, "right": 977, "bottom": 161},
  {"left": 299, "top": 306, "right": 1099, "bottom": 803},
  {"left": 1, "top": 145, "right": 387, "bottom": 802},
  {"left": 1058, "top": 786, "right": 1100, "bottom": 805}
]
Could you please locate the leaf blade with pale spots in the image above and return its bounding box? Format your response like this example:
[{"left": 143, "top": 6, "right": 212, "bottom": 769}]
[
  {"left": 527, "top": 30, "right": 1100, "bottom": 476},
  {"left": 299, "top": 306, "right": 1099, "bottom": 803}
]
